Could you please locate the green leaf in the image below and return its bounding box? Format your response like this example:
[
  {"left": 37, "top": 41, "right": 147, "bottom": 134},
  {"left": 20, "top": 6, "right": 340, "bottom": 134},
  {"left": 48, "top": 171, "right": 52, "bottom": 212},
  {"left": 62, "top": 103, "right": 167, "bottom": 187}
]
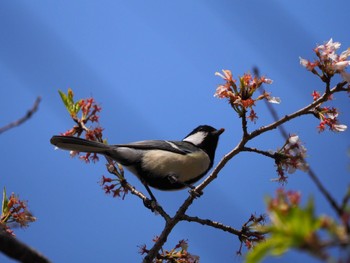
[
  {"left": 73, "top": 100, "right": 82, "bottom": 114},
  {"left": 1, "top": 187, "right": 8, "bottom": 215},
  {"left": 245, "top": 233, "right": 293, "bottom": 263},
  {"left": 58, "top": 89, "right": 80, "bottom": 116},
  {"left": 67, "top": 88, "right": 74, "bottom": 101},
  {"left": 58, "top": 90, "right": 70, "bottom": 109},
  {"left": 245, "top": 238, "right": 273, "bottom": 263},
  {"left": 269, "top": 235, "right": 291, "bottom": 256},
  {"left": 248, "top": 194, "right": 324, "bottom": 262}
]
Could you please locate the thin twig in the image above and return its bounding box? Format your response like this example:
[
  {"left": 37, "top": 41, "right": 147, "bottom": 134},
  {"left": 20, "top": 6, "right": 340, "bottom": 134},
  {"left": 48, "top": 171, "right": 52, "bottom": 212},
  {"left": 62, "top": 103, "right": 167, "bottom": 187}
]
[
  {"left": 0, "top": 97, "right": 41, "bottom": 134},
  {"left": 307, "top": 167, "right": 342, "bottom": 215},
  {"left": 242, "top": 110, "right": 249, "bottom": 137},
  {"left": 181, "top": 214, "right": 241, "bottom": 235},
  {"left": 253, "top": 67, "right": 289, "bottom": 139},
  {"left": 249, "top": 82, "right": 347, "bottom": 140},
  {"left": 242, "top": 147, "right": 276, "bottom": 159},
  {"left": 195, "top": 138, "right": 247, "bottom": 193},
  {"left": 104, "top": 151, "right": 171, "bottom": 221},
  {"left": 341, "top": 187, "right": 350, "bottom": 211}
]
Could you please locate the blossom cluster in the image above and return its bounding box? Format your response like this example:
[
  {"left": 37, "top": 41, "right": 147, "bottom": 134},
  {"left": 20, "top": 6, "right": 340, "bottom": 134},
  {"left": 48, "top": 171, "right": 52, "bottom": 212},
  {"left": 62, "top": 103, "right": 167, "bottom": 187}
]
[
  {"left": 300, "top": 38, "right": 350, "bottom": 83},
  {"left": 299, "top": 39, "right": 349, "bottom": 133},
  {"left": 237, "top": 214, "right": 266, "bottom": 255},
  {"left": 57, "top": 89, "right": 129, "bottom": 199},
  {"left": 311, "top": 90, "right": 347, "bottom": 133},
  {"left": 1, "top": 190, "right": 36, "bottom": 235},
  {"left": 100, "top": 173, "right": 128, "bottom": 199},
  {"left": 79, "top": 98, "right": 101, "bottom": 123},
  {"left": 214, "top": 70, "right": 279, "bottom": 122},
  {"left": 314, "top": 106, "right": 347, "bottom": 132},
  {"left": 58, "top": 89, "right": 104, "bottom": 163},
  {"left": 139, "top": 237, "right": 199, "bottom": 263},
  {"left": 274, "top": 135, "right": 308, "bottom": 183}
]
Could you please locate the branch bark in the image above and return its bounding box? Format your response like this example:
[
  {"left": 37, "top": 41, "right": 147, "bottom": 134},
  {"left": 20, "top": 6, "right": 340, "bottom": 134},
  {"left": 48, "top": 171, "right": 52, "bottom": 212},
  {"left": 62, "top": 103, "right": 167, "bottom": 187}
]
[
  {"left": 0, "top": 97, "right": 41, "bottom": 134},
  {"left": 0, "top": 226, "right": 50, "bottom": 263}
]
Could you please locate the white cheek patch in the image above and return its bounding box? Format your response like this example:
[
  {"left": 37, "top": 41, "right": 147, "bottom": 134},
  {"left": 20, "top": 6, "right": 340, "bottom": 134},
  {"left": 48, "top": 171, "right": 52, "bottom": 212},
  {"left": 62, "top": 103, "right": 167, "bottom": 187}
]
[{"left": 183, "top": 131, "right": 207, "bottom": 146}]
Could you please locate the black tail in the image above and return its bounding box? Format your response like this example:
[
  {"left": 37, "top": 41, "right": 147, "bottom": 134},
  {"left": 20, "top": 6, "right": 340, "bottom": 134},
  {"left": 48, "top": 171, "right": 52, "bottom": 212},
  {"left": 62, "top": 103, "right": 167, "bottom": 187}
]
[{"left": 50, "top": 136, "right": 109, "bottom": 153}]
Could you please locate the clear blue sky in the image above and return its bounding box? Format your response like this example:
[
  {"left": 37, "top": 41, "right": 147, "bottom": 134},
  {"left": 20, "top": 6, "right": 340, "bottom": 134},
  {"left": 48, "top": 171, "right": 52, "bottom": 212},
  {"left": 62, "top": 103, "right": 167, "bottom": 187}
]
[{"left": 0, "top": 1, "right": 349, "bottom": 262}]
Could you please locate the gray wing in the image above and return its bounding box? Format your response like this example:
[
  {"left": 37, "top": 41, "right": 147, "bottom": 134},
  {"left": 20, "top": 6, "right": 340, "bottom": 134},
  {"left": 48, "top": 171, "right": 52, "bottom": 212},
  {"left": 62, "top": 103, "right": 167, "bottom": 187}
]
[{"left": 116, "top": 140, "right": 197, "bottom": 155}]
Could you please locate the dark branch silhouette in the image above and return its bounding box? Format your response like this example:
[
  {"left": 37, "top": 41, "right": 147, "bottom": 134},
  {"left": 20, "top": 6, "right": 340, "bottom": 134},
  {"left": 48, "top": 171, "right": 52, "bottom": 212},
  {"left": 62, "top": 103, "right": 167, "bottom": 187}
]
[
  {"left": 0, "top": 96, "right": 41, "bottom": 134},
  {"left": 0, "top": 226, "right": 50, "bottom": 263}
]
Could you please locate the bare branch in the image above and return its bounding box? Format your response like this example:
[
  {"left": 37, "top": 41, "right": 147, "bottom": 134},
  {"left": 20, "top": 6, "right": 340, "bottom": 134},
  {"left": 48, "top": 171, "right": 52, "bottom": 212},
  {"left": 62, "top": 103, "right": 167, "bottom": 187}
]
[
  {"left": 0, "top": 97, "right": 41, "bottom": 135},
  {"left": 181, "top": 214, "right": 241, "bottom": 236},
  {"left": 249, "top": 81, "right": 347, "bottom": 140},
  {"left": 253, "top": 67, "right": 289, "bottom": 139},
  {"left": 0, "top": 226, "right": 50, "bottom": 263},
  {"left": 242, "top": 147, "right": 276, "bottom": 159},
  {"left": 341, "top": 187, "right": 350, "bottom": 211}
]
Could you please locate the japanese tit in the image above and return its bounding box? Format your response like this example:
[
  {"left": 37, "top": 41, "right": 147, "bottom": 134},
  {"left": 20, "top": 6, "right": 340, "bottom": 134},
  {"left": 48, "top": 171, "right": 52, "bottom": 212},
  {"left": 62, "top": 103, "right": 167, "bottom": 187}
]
[{"left": 50, "top": 125, "right": 224, "bottom": 193}]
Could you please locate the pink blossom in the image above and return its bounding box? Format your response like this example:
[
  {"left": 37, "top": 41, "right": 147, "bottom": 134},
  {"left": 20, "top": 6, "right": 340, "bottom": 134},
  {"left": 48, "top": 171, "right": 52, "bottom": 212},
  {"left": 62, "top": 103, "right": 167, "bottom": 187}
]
[
  {"left": 340, "top": 48, "right": 350, "bottom": 60},
  {"left": 299, "top": 57, "right": 318, "bottom": 71},
  {"left": 275, "top": 135, "right": 308, "bottom": 181},
  {"left": 333, "top": 124, "right": 347, "bottom": 132},
  {"left": 302, "top": 39, "right": 350, "bottom": 81},
  {"left": 214, "top": 83, "right": 233, "bottom": 99},
  {"left": 315, "top": 38, "right": 341, "bottom": 56},
  {"left": 215, "top": 69, "right": 234, "bottom": 82},
  {"left": 261, "top": 76, "right": 273, "bottom": 84},
  {"left": 267, "top": 96, "right": 281, "bottom": 104},
  {"left": 334, "top": 61, "right": 350, "bottom": 71}
]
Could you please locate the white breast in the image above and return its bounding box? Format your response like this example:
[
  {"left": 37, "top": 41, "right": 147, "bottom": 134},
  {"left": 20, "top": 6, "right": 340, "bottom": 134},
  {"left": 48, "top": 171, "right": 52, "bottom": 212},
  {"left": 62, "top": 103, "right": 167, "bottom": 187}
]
[{"left": 141, "top": 149, "right": 210, "bottom": 182}]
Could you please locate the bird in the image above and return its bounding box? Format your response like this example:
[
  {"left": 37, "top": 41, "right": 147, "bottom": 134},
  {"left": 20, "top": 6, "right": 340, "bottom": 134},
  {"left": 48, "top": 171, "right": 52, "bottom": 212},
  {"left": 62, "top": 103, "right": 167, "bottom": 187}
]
[{"left": 50, "top": 125, "right": 224, "bottom": 200}]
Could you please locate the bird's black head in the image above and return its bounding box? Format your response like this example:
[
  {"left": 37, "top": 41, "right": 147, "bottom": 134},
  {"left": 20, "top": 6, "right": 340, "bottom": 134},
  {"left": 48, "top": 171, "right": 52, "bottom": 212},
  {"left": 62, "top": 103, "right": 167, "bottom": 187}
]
[{"left": 183, "top": 125, "right": 224, "bottom": 160}]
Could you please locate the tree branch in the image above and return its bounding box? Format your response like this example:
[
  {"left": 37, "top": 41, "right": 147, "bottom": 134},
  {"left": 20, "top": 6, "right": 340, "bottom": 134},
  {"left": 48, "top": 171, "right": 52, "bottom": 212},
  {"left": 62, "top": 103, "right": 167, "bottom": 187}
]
[
  {"left": 181, "top": 214, "right": 241, "bottom": 236},
  {"left": 193, "top": 83, "right": 345, "bottom": 196},
  {"left": 103, "top": 157, "right": 171, "bottom": 221},
  {"left": 0, "top": 226, "right": 50, "bottom": 263},
  {"left": 0, "top": 97, "right": 41, "bottom": 135},
  {"left": 249, "top": 81, "right": 347, "bottom": 140},
  {"left": 242, "top": 147, "right": 276, "bottom": 159},
  {"left": 143, "top": 197, "right": 195, "bottom": 262}
]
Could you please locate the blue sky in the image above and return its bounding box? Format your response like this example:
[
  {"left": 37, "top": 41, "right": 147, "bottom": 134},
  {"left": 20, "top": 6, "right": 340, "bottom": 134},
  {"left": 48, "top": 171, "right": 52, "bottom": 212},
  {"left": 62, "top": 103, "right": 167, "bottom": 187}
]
[{"left": 0, "top": 1, "right": 349, "bottom": 262}]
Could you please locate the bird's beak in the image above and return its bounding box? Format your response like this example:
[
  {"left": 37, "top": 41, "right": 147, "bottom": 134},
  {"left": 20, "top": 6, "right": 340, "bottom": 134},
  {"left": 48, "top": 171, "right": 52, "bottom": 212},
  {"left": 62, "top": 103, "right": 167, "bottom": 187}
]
[{"left": 214, "top": 128, "right": 225, "bottom": 136}]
